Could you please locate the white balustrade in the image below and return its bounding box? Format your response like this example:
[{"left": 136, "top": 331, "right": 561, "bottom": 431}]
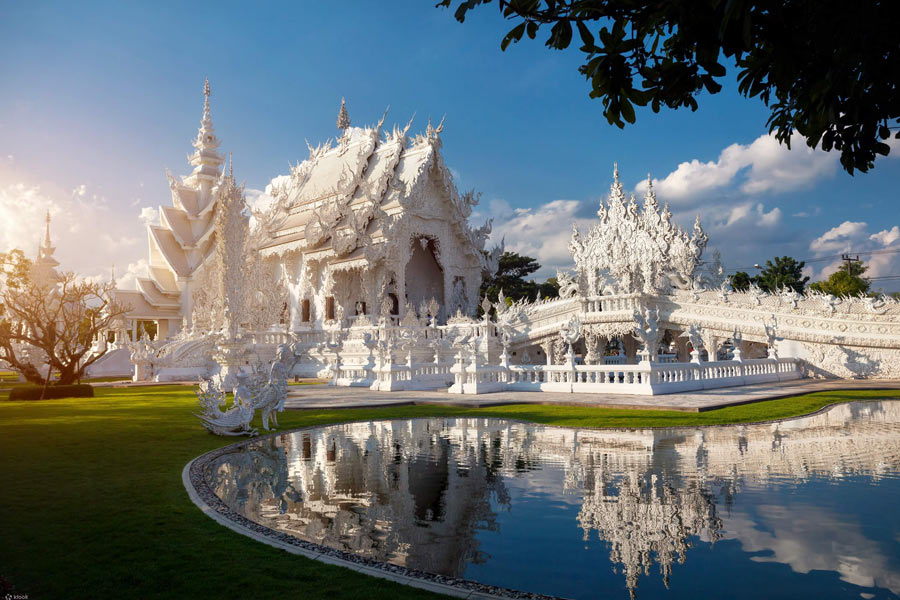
[{"left": 457, "top": 357, "right": 801, "bottom": 395}]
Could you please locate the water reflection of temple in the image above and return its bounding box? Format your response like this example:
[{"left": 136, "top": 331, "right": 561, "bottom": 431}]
[{"left": 205, "top": 401, "right": 900, "bottom": 598}]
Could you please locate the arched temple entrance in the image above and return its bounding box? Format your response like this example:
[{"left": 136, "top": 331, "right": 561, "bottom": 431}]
[{"left": 405, "top": 237, "right": 444, "bottom": 317}]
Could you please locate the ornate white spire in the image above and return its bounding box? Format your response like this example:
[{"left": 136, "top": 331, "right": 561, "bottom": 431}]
[
  {"left": 572, "top": 163, "right": 708, "bottom": 295},
  {"left": 186, "top": 78, "right": 224, "bottom": 189},
  {"left": 336, "top": 97, "right": 350, "bottom": 130},
  {"left": 43, "top": 209, "right": 52, "bottom": 250},
  {"left": 32, "top": 209, "right": 60, "bottom": 285},
  {"left": 193, "top": 77, "right": 220, "bottom": 152}
]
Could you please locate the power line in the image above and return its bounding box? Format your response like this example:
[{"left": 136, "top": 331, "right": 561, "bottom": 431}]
[{"left": 726, "top": 247, "right": 900, "bottom": 273}]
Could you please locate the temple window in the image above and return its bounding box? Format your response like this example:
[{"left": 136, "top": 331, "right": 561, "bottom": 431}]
[
  {"left": 325, "top": 296, "right": 335, "bottom": 321},
  {"left": 301, "top": 299, "right": 311, "bottom": 322}
]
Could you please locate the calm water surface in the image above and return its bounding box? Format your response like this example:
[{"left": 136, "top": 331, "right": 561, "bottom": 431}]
[{"left": 205, "top": 400, "right": 900, "bottom": 599}]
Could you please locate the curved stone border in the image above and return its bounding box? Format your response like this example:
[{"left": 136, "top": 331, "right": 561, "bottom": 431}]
[
  {"left": 184, "top": 426, "right": 566, "bottom": 600},
  {"left": 184, "top": 398, "right": 896, "bottom": 599}
]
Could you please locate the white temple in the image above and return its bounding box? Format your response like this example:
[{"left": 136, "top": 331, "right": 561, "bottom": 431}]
[
  {"left": 31, "top": 210, "right": 61, "bottom": 287},
  {"left": 101, "top": 80, "right": 900, "bottom": 389}
]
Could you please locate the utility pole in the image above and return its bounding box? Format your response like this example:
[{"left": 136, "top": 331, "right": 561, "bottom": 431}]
[{"left": 841, "top": 254, "right": 861, "bottom": 275}]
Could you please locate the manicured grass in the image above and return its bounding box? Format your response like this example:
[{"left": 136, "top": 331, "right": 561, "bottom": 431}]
[{"left": 1, "top": 385, "right": 898, "bottom": 599}]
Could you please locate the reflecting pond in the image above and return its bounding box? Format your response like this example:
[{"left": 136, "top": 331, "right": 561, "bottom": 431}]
[{"left": 204, "top": 401, "right": 900, "bottom": 599}]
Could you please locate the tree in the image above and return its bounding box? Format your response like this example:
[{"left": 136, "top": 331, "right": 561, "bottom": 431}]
[
  {"left": 438, "top": 0, "right": 900, "bottom": 174},
  {"left": 754, "top": 256, "right": 809, "bottom": 294},
  {"left": 0, "top": 250, "right": 129, "bottom": 385},
  {"left": 809, "top": 262, "right": 870, "bottom": 297},
  {"left": 730, "top": 271, "right": 752, "bottom": 292},
  {"left": 480, "top": 251, "right": 560, "bottom": 307}
]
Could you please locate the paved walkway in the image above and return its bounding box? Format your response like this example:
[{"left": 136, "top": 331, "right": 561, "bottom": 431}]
[{"left": 283, "top": 379, "right": 900, "bottom": 413}]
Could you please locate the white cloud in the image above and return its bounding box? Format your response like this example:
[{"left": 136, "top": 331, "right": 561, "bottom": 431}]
[
  {"left": 138, "top": 206, "right": 159, "bottom": 226},
  {"left": 870, "top": 226, "right": 900, "bottom": 247},
  {"left": 0, "top": 163, "right": 146, "bottom": 286},
  {"left": 809, "top": 220, "right": 900, "bottom": 281},
  {"left": 115, "top": 258, "right": 149, "bottom": 290},
  {"left": 244, "top": 187, "right": 275, "bottom": 214},
  {"left": 888, "top": 136, "right": 900, "bottom": 156},
  {"left": 487, "top": 199, "right": 590, "bottom": 279},
  {"left": 636, "top": 132, "right": 837, "bottom": 204},
  {"left": 809, "top": 221, "right": 867, "bottom": 254}
]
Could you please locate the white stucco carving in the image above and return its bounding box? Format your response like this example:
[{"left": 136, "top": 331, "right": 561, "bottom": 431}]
[{"left": 114, "top": 82, "right": 900, "bottom": 394}]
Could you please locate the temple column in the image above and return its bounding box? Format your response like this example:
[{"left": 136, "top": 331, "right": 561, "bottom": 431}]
[
  {"left": 180, "top": 277, "right": 193, "bottom": 330},
  {"left": 157, "top": 319, "right": 169, "bottom": 340},
  {"left": 540, "top": 340, "right": 554, "bottom": 366}
]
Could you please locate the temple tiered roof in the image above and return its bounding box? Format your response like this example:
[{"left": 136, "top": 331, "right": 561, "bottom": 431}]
[
  {"left": 258, "top": 105, "right": 487, "bottom": 265},
  {"left": 125, "top": 79, "right": 225, "bottom": 321}
]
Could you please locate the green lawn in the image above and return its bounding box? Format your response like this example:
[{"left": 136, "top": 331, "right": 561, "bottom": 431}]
[{"left": 1, "top": 385, "right": 899, "bottom": 599}]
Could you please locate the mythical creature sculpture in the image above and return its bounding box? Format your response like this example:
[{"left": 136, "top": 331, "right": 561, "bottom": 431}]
[
  {"left": 862, "top": 294, "right": 887, "bottom": 315},
  {"left": 128, "top": 332, "right": 159, "bottom": 381},
  {"left": 559, "top": 316, "right": 583, "bottom": 360},
  {"left": 195, "top": 373, "right": 258, "bottom": 436},
  {"left": 194, "top": 343, "right": 296, "bottom": 436},
  {"left": 764, "top": 317, "right": 779, "bottom": 359},
  {"left": 679, "top": 325, "right": 703, "bottom": 360},
  {"left": 632, "top": 307, "right": 662, "bottom": 362},
  {"left": 557, "top": 271, "right": 580, "bottom": 299},
  {"left": 780, "top": 286, "right": 801, "bottom": 309}
]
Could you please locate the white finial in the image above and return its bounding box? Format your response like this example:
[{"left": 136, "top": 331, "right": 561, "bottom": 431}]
[
  {"left": 111, "top": 263, "right": 116, "bottom": 284},
  {"left": 402, "top": 112, "right": 416, "bottom": 135},
  {"left": 202, "top": 78, "right": 212, "bottom": 125},
  {"left": 44, "top": 209, "right": 52, "bottom": 247},
  {"left": 337, "top": 97, "right": 350, "bottom": 130},
  {"left": 613, "top": 162, "right": 619, "bottom": 181},
  {"left": 228, "top": 152, "right": 233, "bottom": 179},
  {"left": 194, "top": 77, "right": 218, "bottom": 153}
]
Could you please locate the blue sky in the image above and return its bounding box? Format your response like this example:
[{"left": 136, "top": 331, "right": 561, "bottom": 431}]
[{"left": 1, "top": 1, "right": 899, "bottom": 289}]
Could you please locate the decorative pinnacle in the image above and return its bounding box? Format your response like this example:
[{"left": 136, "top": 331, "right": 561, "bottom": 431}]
[
  {"left": 613, "top": 162, "right": 619, "bottom": 181},
  {"left": 228, "top": 152, "right": 233, "bottom": 179},
  {"left": 336, "top": 97, "right": 350, "bottom": 130},
  {"left": 44, "top": 210, "right": 52, "bottom": 247},
  {"left": 201, "top": 78, "right": 212, "bottom": 126}
]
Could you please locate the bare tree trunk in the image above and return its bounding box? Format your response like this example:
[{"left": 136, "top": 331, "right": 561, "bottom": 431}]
[{"left": 40, "top": 365, "right": 51, "bottom": 400}]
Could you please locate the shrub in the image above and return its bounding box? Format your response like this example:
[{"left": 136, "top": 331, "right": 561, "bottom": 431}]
[{"left": 8, "top": 384, "right": 95, "bottom": 401}]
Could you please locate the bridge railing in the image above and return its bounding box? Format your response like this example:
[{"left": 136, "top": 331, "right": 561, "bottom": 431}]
[
  {"left": 333, "top": 359, "right": 454, "bottom": 391},
  {"left": 449, "top": 357, "right": 803, "bottom": 395}
]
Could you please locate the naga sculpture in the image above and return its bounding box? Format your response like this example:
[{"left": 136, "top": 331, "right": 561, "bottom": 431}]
[{"left": 195, "top": 343, "right": 297, "bottom": 436}]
